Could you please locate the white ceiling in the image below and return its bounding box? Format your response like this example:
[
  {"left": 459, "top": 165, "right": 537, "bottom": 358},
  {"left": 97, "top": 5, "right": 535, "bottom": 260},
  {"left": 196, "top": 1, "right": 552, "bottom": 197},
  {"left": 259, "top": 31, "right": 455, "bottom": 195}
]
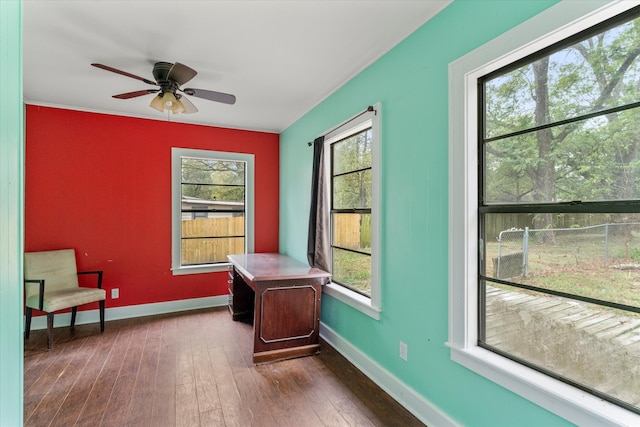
[{"left": 23, "top": 0, "right": 449, "bottom": 133}]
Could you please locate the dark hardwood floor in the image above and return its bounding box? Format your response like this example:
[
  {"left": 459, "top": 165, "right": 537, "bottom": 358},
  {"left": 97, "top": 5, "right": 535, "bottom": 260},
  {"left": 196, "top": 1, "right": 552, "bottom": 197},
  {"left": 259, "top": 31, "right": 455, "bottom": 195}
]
[{"left": 24, "top": 307, "right": 426, "bottom": 427}]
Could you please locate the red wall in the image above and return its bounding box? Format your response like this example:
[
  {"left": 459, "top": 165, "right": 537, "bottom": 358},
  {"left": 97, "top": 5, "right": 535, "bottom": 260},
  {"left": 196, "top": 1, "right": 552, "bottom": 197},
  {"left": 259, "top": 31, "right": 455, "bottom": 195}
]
[{"left": 25, "top": 105, "right": 279, "bottom": 312}]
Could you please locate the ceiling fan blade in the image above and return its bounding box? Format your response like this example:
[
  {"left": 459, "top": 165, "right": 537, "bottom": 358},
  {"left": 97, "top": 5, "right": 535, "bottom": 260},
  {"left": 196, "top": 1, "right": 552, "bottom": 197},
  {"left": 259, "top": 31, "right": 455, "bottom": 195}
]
[
  {"left": 179, "top": 95, "right": 198, "bottom": 114},
  {"left": 112, "top": 89, "right": 159, "bottom": 99},
  {"left": 182, "top": 88, "right": 236, "bottom": 105},
  {"left": 91, "top": 63, "right": 157, "bottom": 86},
  {"left": 167, "top": 62, "right": 197, "bottom": 86}
]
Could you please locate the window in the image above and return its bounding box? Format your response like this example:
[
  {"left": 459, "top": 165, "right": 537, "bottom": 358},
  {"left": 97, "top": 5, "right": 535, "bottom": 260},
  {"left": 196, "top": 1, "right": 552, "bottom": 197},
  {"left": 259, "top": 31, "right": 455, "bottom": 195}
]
[
  {"left": 449, "top": 1, "right": 640, "bottom": 425},
  {"left": 172, "top": 148, "right": 254, "bottom": 275},
  {"left": 330, "top": 125, "right": 372, "bottom": 295},
  {"left": 323, "top": 104, "right": 381, "bottom": 319}
]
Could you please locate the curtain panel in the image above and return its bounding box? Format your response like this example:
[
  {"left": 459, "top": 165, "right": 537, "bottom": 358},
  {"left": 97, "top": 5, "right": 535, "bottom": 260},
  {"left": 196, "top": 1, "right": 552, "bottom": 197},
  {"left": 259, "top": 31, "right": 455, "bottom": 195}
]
[{"left": 307, "top": 136, "right": 330, "bottom": 271}]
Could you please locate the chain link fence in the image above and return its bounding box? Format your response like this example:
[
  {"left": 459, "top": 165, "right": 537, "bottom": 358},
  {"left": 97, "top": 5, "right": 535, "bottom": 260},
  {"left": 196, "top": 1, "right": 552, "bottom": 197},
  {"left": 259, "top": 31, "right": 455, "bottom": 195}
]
[{"left": 493, "top": 223, "right": 640, "bottom": 279}]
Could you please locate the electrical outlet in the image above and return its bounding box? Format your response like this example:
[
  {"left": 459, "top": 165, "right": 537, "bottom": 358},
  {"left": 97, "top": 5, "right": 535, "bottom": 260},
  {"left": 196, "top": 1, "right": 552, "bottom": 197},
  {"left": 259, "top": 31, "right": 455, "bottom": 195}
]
[
  {"left": 399, "top": 341, "right": 408, "bottom": 361},
  {"left": 111, "top": 288, "right": 119, "bottom": 299}
]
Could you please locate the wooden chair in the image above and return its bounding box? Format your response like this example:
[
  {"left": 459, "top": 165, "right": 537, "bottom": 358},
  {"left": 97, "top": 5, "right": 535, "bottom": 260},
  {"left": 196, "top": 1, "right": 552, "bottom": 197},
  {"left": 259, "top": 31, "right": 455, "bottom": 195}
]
[{"left": 24, "top": 249, "right": 106, "bottom": 349}]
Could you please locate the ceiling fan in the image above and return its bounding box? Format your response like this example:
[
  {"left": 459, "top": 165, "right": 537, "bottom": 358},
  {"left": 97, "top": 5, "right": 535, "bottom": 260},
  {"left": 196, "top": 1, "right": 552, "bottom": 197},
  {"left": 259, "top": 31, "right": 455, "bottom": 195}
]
[{"left": 91, "top": 61, "right": 236, "bottom": 114}]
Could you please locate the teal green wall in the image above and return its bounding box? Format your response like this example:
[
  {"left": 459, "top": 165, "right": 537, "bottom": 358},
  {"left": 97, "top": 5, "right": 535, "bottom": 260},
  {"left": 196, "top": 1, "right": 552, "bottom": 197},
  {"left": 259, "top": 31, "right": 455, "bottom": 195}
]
[
  {"left": 0, "top": 0, "right": 23, "bottom": 425},
  {"left": 280, "top": 1, "right": 574, "bottom": 425}
]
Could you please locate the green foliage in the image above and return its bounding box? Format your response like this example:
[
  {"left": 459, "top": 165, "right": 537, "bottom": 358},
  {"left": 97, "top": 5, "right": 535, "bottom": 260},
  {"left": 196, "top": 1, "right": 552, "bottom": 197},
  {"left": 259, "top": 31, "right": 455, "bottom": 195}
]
[
  {"left": 484, "top": 14, "right": 640, "bottom": 206},
  {"left": 629, "top": 247, "right": 640, "bottom": 261},
  {"left": 360, "top": 214, "right": 371, "bottom": 248},
  {"left": 332, "top": 129, "right": 372, "bottom": 209},
  {"left": 181, "top": 158, "right": 245, "bottom": 203},
  {"left": 332, "top": 249, "right": 371, "bottom": 295}
]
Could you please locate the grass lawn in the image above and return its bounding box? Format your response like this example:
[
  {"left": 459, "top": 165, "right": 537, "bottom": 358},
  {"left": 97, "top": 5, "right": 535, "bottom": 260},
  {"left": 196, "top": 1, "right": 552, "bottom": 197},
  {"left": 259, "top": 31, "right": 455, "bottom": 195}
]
[
  {"left": 332, "top": 249, "right": 371, "bottom": 296},
  {"left": 486, "top": 233, "right": 640, "bottom": 309}
]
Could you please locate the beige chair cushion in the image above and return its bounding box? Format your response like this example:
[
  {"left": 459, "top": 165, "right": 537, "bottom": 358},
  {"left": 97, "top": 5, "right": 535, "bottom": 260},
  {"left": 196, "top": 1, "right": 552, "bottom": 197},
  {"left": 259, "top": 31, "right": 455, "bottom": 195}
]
[
  {"left": 25, "top": 287, "right": 106, "bottom": 312},
  {"left": 24, "top": 249, "right": 105, "bottom": 311}
]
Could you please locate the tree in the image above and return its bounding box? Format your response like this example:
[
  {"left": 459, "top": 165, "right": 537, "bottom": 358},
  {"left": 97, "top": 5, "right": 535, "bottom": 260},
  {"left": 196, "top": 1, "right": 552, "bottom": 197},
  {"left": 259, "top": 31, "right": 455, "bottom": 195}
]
[
  {"left": 181, "top": 158, "right": 245, "bottom": 204},
  {"left": 484, "top": 15, "right": 640, "bottom": 241}
]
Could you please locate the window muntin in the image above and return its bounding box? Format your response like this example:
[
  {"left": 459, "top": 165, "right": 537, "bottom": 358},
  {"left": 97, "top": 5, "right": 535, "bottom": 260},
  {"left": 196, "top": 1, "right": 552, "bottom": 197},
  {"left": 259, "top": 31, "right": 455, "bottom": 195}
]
[
  {"left": 330, "top": 128, "right": 372, "bottom": 297},
  {"left": 479, "top": 7, "right": 640, "bottom": 414}
]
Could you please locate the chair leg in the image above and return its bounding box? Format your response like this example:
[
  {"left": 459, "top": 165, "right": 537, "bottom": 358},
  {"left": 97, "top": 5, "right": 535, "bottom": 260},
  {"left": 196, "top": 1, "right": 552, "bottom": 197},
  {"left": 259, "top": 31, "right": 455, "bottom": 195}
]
[
  {"left": 47, "top": 312, "right": 54, "bottom": 350},
  {"left": 70, "top": 306, "right": 77, "bottom": 330},
  {"left": 99, "top": 300, "right": 105, "bottom": 332},
  {"left": 25, "top": 307, "right": 32, "bottom": 340}
]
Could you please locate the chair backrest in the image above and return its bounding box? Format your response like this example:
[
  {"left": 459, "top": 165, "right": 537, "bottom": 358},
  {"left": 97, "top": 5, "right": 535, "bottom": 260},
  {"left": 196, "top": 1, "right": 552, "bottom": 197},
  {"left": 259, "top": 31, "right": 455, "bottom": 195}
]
[{"left": 24, "top": 249, "right": 79, "bottom": 299}]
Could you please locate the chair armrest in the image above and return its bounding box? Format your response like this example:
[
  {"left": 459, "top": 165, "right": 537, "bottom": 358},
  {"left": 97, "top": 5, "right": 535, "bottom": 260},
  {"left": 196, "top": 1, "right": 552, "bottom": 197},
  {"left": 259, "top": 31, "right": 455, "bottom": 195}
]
[
  {"left": 77, "top": 270, "right": 104, "bottom": 289},
  {"left": 25, "top": 279, "right": 45, "bottom": 310}
]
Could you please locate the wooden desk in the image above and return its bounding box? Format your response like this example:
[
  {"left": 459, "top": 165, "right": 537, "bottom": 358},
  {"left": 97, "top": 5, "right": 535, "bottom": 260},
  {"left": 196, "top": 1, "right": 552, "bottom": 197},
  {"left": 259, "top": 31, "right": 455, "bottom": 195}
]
[{"left": 227, "top": 253, "right": 331, "bottom": 364}]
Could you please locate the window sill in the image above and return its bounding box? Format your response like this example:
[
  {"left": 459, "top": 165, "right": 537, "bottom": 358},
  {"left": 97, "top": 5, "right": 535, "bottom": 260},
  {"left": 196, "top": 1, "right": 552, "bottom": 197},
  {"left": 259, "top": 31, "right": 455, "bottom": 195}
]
[
  {"left": 447, "top": 343, "right": 639, "bottom": 426},
  {"left": 323, "top": 282, "right": 381, "bottom": 320},
  {"left": 171, "top": 263, "right": 230, "bottom": 276}
]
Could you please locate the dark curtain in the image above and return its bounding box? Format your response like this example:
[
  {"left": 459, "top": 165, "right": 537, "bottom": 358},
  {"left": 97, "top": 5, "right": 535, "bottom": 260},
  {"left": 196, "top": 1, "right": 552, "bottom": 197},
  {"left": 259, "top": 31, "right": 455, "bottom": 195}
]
[{"left": 307, "top": 136, "right": 330, "bottom": 271}]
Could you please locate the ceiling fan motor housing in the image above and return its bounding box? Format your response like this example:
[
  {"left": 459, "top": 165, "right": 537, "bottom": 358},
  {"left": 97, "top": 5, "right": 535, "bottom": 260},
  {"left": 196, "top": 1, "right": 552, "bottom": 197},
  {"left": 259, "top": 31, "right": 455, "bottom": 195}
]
[
  {"left": 152, "top": 62, "right": 173, "bottom": 83},
  {"left": 152, "top": 62, "right": 178, "bottom": 95}
]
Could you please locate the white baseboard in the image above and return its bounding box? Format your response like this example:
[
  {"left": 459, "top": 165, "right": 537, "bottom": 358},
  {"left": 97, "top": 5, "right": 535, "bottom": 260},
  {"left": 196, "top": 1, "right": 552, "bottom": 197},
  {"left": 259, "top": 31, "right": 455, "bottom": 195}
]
[
  {"left": 320, "top": 322, "right": 459, "bottom": 427},
  {"left": 26, "top": 295, "right": 229, "bottom": 330}
]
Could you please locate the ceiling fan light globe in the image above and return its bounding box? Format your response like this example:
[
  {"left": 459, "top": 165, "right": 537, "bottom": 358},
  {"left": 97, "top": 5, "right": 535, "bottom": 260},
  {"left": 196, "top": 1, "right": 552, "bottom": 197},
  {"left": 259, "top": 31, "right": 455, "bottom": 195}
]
[
  {"left": 163, "top": 92, "right": 177, "bottom": 108},
  {"left": 150, "top": 94, "right": 165, "bottom": 112},
  {"left": 172, "top": 99, "right": 186, "bottom": 114}
]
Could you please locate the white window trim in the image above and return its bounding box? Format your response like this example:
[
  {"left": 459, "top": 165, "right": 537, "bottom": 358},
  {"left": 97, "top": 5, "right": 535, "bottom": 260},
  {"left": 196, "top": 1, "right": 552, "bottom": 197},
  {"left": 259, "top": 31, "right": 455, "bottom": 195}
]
[
  {"left": 171, "top": 147, "right": 254, "bottom": 275},
  {"left": 322, "top": 103, "right": 382, "bottom": 320},
  {"left": 448, "top": 1, "right": 640, "bottom": 425}
]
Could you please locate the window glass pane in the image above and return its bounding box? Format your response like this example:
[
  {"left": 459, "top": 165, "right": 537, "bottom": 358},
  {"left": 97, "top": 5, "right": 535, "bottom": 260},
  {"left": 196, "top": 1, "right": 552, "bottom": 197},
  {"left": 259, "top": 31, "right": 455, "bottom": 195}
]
[
  {"left": 484, "top": 109, "right": 640, "bottom": 204},
  {"left": 333, "top": 128, "right": 372, "bottom": 175},
  {"left": 483, "top": 282, "right": 640, "bottom": 409},
  {"left": 181, "top": 158, "right": 245, "bottom": 185},
  {"left": 182, "top": 215, "right": 244, "bottom": 238},
  {"left": 332, "top": 247, "right": 371, "bottom": 296},
  {"left": 484, "top": 14, "right": 640, "bottom": 140},
  {"left": 482, "top": 212, "right": 640, "bottom": 309},
  {"left": 333, "top": 169, "right": 371, "bottom": 209},
  {"left": 332, "top": 213, "right": 371, "bottom": 254},
  {"left": 181, "top": 237, "right": 245, "bottom": 265},
  {"left": 182, "top": 184, "right": 245, "bottom": 204}
]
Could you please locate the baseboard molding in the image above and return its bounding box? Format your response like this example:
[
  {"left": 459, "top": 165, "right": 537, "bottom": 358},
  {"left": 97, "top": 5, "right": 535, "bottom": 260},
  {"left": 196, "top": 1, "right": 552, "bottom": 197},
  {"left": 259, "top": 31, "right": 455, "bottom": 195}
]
[
  {"left": 320, "top": 322, "right": 459, "bottom": 427},
  {"left": 26, "top": 295, "right": 229, "bottom": 331}
]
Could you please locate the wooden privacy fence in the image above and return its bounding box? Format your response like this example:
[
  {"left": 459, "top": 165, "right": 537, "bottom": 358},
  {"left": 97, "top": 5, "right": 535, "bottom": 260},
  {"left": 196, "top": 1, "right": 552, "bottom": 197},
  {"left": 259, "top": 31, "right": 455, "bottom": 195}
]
[
  {"left": 333, "top": 214, "right": 371, "bottom": 250},
  {"left": 181, "top": 216, "right": 244, "bottom": 264},
  {"left": 181, "top": 214, "right": 370, "bottom": 264}
]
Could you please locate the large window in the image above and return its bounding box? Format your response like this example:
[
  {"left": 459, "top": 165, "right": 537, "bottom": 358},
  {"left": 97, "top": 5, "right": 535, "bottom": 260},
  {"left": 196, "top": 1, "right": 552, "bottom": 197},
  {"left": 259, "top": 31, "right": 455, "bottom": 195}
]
[
  {"left": 449, "top": 1, "right": 640, "bottom": 425},
  {"left": 322, "top": 104, "right": 381, "bottom": 319},
  {"left": 172, "top": 148, "right": 254, "bottom": 275},
  {"left": 480, "top": 6, "right": 640, "bottom": 413}
]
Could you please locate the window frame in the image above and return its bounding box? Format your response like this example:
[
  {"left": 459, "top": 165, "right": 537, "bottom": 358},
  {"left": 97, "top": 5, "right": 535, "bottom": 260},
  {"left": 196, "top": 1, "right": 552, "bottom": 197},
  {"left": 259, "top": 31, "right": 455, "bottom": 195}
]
[
  {"left": 322, "top": 103, "right": 382, "bottom": 319},
  {"left": 448, "top": 1, "right": 640, "bottom": 425},
  {"left": 171, "top": 147, "right": 254, "bottom": 275}
]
